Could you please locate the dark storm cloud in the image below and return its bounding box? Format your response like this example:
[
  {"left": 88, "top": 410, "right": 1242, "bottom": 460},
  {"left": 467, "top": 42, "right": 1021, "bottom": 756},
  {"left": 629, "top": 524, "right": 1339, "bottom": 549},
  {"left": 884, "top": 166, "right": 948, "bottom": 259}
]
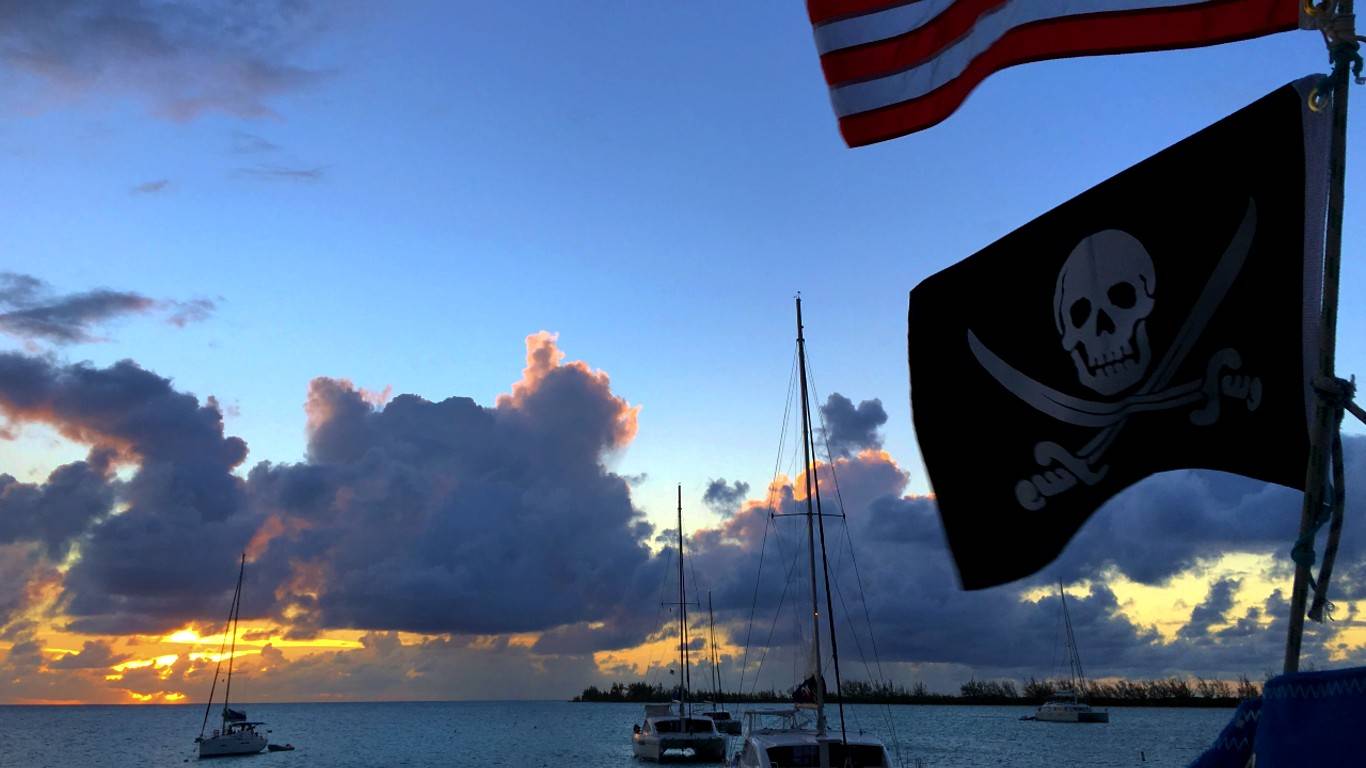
[
  {"left": 0, "top": 273, "right": 214, "bottom": 344},
  {"left": 0, "top": 452, "right": 115, "bottom": 559},
  {"left": 0, "top": 353, "right": 257, "bottom": 634},
  {"left": 250, "top": 332, "right": 662, "bottom": 638},
  {"left": 703, "top": 479, "right": 749, "bottom": 518},
  {"left": 0, "top": 0, "right": 331, "bottom": 120},
  {"left": 818, "top": 394, "right": 887, "bottom": 458},
  {"left": 682, "top": 411, "right": 1364, "bottom": 685}
]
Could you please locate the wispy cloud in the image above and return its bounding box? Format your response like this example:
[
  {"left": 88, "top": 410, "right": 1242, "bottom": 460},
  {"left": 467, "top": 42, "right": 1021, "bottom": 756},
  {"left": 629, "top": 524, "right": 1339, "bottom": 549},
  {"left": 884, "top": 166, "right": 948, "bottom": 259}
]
[
  {"left": 0, "top": 1, "right": 333, "bottom": 120},
  {"left": 230, "top": 131, "right": 280, "bottom": 154},
  {"left": 129, "top": 179, "right": 168, "bottom": 195},
  {"left": 0, "top": 273, "right": 215, "bottom": 344},
  {"left": 235, "top": 165, "right": 326, "bottom": 183}
]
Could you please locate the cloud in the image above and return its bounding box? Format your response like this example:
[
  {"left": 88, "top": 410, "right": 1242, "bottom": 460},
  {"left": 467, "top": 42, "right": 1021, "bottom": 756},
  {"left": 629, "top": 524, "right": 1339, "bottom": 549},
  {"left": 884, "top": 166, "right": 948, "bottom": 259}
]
[
  {"left": 818, "top": 394, "right": 887, "bottom": 458},
  {"left": 129, "top": 179, "right": 168, "bottom": 195},
  {"left": 230, "top": 131, "right": 280, "bottom": 154},
  {"left": 703, "top": 479, "right": 749, "bottom": 517},
  {"left": 235, "top": 165, "right": 325, "bottom": 182},
  {"left": 248, "top": 331, "right": 656, "bottom": 638},
  {"left": 0, "top": 451, "right": 115, "bottom": 559},
  {"left": 0, "top": 273, "right": 215, "bottom": 344},
  {"left": 48, "top": 640, "right": 129, "bottom": 669},
  {"left": 0, "top": 353, "right": 255, "bottom": 634},
  {"left": 0, "top": 0, "right": 332, "bottom": 120}
]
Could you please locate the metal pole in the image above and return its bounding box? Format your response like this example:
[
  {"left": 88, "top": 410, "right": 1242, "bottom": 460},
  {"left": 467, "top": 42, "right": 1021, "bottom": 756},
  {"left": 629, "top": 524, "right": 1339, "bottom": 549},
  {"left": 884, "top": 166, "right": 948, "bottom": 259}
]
[{"left": 1284, "top": 0, "right": 1352, "bottom": 674}]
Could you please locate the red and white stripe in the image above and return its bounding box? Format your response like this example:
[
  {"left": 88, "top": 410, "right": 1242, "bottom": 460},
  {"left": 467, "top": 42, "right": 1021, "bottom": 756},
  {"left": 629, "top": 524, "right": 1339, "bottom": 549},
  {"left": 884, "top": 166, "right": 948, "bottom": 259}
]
[{"left": 808, "top": 0, "right": 1300, "bottom": 147}]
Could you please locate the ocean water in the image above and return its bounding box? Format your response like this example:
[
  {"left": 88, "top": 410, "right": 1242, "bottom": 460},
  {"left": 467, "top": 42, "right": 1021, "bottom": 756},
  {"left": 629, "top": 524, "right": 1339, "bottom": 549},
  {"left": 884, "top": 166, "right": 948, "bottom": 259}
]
[{"left": 0, "top": 701, "right": 1230, "bottom": 767}]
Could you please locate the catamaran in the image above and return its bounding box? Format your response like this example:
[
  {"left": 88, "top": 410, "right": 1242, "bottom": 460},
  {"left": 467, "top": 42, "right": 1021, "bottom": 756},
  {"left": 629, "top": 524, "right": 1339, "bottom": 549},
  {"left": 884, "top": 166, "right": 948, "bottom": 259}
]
[
  {"left": 731, "top": 297, "right": 893, "bottom": 768},
  {"left": 632, "top": 486, "right": 728, "bottom": 762},
  {"left": 1029, "top": 581, "right": 1108, "bottom": 724},
  {"left": 195, "top": 553, "right": 268, "bottom": 759}
]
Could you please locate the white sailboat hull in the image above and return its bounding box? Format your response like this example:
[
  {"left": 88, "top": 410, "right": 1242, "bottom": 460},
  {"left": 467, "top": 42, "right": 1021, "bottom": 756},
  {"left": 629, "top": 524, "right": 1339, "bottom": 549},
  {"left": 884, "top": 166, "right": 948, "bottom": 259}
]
[{"left": 197, "top": 731, "right": 267, "bottom": 758}]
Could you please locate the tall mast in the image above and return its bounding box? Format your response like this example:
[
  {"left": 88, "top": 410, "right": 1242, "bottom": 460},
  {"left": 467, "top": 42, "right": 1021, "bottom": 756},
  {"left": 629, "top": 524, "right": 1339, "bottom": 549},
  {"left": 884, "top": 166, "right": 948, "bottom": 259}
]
[
  {"left": 222, "top": 553, "right": 245, "bottom": 724},
  {"left": 678, "top": 485, "right": 691, "bottom": 723},
  {"left": 795, "top": 296, "right": 827, "bottom": 738},
  {"left": 1059, "top": 581, "right": 1085, "bottom": 691},
  {"left": 709, "top": 591, "right": 721, "bottom": 707}
]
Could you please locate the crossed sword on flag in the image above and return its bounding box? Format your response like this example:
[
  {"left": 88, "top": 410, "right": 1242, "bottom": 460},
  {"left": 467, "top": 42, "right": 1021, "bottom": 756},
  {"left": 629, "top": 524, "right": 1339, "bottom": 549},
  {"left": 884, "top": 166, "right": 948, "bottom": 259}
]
[{"left": 967, "top": 199, "right": 1263, "bottom": 511}]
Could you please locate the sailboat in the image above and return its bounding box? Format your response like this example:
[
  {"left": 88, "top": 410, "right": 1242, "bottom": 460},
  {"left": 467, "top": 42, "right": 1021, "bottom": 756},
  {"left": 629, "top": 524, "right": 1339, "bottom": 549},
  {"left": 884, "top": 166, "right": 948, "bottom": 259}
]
[
  {"left": 1029, "top": 581, "right": 1109, "bottom": 724},
  {"left": 731, "top": 298, "right": 893, "bottom": 768},
  {"left": 701, "top": 592, "right": 742, "bottom": 735},
  {"left": 195, "top": 553, "right": 268, "bottom": 758},
  {"left": 632, "top": 485, "right": 728, "bottom": 762}
]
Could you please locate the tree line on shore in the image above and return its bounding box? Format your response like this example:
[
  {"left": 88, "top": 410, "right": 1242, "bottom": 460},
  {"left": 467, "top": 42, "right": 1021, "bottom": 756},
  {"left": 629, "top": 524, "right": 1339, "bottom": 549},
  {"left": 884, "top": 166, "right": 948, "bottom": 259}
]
[{"left": 574, "top": 675, "right": 1262, "bottom": 708}]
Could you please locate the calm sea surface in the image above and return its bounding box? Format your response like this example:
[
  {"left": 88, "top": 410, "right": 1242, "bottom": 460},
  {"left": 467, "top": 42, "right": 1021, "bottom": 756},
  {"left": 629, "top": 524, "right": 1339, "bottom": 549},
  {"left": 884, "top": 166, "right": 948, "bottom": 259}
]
[{"left": 0, "top": 701, "right": 1230, "bottom": 767}]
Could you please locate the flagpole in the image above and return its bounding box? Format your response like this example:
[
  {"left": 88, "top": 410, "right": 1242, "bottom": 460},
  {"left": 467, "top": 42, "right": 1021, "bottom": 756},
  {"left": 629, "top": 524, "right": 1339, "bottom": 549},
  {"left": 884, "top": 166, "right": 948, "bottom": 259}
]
[{"left": 1283, "top": 0, "right": 1355, "bottom": 675}]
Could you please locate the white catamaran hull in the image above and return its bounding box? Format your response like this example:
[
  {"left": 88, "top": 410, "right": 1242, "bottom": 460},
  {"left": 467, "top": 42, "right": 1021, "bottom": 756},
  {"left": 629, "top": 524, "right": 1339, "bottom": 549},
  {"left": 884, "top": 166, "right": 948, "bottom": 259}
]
[
  {"left": 633, "top": 732, "right": 727, "bottom": 762},
  {"left": 197, "top": 731, "right": 267, "bottom": 758},
  {"left": 1034, "top": 707, "right": 1108, "bottom": 723}
]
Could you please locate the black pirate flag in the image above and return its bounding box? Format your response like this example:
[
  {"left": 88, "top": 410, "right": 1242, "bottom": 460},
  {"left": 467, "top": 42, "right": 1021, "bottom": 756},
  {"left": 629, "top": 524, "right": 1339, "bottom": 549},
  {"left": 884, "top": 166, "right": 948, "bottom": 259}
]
[{"left": 909, "top": 79, "right": 1331, "bottom": 589}]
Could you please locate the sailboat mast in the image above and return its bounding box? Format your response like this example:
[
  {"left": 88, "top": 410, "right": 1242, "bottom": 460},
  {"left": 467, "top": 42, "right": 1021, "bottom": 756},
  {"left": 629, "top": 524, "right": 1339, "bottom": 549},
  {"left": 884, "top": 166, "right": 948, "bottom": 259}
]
[
  {"left": 709, "top": 591, "right": 721, "bottom": 706},
  {"left": 678, "top": 485, "right": 691, "bottom": 722},
  {"left": 221, "top": 553, "right": 245, "bottom": 724},
  {"left": 804, "top": 349, "right": 848, "bottom": 745},
  {"left": 1059, "top": 581, "right": 1086, "bottom": 690},
  {"left": 795, "top": 296, "right": 827, "bottom": 737}
]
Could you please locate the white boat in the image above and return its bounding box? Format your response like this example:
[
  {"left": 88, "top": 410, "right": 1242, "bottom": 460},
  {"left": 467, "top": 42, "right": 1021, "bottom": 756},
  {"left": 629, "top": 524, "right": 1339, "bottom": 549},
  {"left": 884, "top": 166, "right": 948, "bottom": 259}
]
[
  {"left": 631, "top": 487, "right": 727, "bottom": 762},
  {"left": 1034, "top": 690, "right": 1109, "bottom": 723},
  {"left": 634, "top": 702, "right": 728, "bottom": 762},
  {"left": 733, "top": 709, "right": 892, "bottom": 768},
  {"left": 195, "top": 554, "right": 269, "bottom": 759},
  {"left": 1028, "top": 582, "right": 1108, "bottom": 724},
  {"left": 730, "top": 298, "right": 895, "bottom": 768}
]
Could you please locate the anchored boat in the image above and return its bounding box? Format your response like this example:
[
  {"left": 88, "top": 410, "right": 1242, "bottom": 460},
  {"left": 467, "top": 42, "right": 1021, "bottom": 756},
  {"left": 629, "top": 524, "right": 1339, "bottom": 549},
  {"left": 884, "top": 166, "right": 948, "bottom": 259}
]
[
  {"left": 631, "top": 486, "right": 728, "bottom": 762},
  {"left": 195, "top": 553, "right": 269, "bottom": 759},
  {"left": 1030, "top": 581, "right": 1108, "bottom": 724},
  {"left": 731, "top": 297, "right": 894, "bottom": 768}
]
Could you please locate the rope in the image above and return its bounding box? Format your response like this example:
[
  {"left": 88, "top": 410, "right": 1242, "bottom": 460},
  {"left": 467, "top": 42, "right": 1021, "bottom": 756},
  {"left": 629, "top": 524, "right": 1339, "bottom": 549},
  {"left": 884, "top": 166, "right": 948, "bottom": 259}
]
[{"left": 1305, "top": 376, "right": 1356, "bottom": 621}]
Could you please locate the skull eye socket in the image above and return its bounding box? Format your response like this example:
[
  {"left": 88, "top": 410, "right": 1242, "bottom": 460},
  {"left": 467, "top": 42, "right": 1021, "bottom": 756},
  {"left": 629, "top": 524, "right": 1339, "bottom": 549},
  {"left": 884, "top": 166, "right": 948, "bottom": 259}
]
[
  {"left": 1107, "top": 281, "right": 1137, "bottom": 309},
  {"left": 1068, "top": 298, "right": 1091, "bottom": 329}
]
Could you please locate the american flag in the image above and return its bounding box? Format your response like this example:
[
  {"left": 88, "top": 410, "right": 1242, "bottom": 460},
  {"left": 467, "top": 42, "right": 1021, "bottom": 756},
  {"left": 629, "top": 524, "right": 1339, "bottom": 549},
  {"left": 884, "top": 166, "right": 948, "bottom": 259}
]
[{"left": 807, "top": 0, "right": 1303, "bottom": 147}]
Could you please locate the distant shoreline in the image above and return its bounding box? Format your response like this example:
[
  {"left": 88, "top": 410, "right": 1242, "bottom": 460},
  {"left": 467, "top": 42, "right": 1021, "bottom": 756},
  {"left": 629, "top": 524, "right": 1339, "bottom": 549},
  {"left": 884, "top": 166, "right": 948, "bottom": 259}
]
[{"left": 575, "top": 677, "right": 1259, "bottom": 709}]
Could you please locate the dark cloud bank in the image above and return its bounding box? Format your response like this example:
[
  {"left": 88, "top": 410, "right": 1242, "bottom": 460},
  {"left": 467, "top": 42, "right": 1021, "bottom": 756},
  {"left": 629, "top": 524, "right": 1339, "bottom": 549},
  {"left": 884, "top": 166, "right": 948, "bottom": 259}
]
[{"left": 1, "top": 332, "right": 1363, "bottom": 691}]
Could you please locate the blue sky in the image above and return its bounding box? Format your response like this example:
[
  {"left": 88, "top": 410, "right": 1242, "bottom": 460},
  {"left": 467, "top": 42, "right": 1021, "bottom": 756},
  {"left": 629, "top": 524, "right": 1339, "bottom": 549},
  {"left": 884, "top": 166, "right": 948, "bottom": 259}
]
[{"left": 1, "top": 1, "right": 1361, "bottom": 533}]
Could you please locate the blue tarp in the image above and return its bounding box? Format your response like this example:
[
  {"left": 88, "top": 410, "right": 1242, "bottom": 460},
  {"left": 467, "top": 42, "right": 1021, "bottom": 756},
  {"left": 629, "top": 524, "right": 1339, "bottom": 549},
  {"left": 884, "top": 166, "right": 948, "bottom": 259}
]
[{"left": 1188, "top": 666, "right": 1366, "bottom": 767}]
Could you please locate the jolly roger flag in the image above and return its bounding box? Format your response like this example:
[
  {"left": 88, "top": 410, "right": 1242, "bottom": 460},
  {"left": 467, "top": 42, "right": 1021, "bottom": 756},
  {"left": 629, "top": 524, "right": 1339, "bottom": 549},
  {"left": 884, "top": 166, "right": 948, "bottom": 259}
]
[{"left": 908, "top": 79, "right": 1332, "bottom": 589}]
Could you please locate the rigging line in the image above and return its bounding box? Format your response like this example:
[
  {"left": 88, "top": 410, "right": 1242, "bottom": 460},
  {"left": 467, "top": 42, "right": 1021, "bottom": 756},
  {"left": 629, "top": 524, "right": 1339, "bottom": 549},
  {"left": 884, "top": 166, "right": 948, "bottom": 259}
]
[
  {"left": 221, "top": 554, "right": 245, "bottom": 718},
  {"left": 748, "top": 513, "right": 807, "bottom": 696}
]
